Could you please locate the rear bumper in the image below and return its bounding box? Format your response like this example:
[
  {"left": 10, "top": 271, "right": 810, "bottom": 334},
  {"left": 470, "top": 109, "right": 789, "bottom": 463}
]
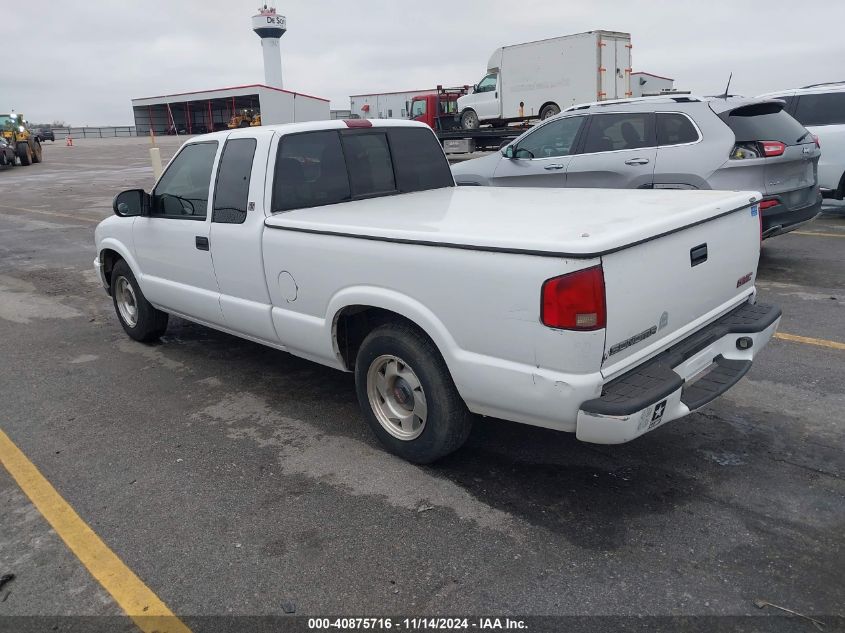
[
  {"left": 576, "top": 302, "right": 781, "bottom": 444},
  {"left": 761, "top": 192, "right": 822, "bottom": 238}
]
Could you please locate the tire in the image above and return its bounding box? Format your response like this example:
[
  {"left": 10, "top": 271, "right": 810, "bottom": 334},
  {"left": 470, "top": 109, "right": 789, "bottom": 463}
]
[
  {"left": 30, "top": 141, "right": 42, "bottom": 164},
  {"left": 354, "top": 322, "right": 473, "bottom": 463},
  {"left": 460, "top": 109, "right": 480, "bottom": 130},
  {"left": 540, "top": 104, "right": 560, "bottom": 120},
  {"left": 110, "top": 260, "right": 168, "bottom": 342},
  {"left": 17, "top": 143, "right": 31, "bottom": 166}
]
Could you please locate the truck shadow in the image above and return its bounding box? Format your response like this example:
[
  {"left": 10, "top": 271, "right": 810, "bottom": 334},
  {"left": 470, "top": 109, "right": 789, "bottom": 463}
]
[
  {"left": 431, "top": 420, "right": 705, "bottom": 550},
  {"left": 165, "top": 317, "right": 751, "bottom": 552}
]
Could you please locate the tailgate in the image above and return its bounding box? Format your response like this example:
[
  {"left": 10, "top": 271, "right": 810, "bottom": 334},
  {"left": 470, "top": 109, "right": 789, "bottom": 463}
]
[
  {"left": 764, "top": 142, "right": 818, "bottom": 203},
  {"left": 600, "top": 203, "right": 760, "bottom": 377}
]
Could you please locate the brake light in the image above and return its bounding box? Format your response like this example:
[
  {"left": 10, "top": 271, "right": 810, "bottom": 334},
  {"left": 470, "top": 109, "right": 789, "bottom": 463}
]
[
  {"left": 813, "top": 134, "right": 820, "bottom": 148},
  {"left": 760, "top": 141, "right": 785, "bottom": 157},
  {"left": 758, "top": 199, "right": 779, "bottom": 210},
  {"left": 541, "top": 266, "right": 606, "bottom": 330},
  {"left": 344, "top": 119, "right": 373, "bottom": 128}
]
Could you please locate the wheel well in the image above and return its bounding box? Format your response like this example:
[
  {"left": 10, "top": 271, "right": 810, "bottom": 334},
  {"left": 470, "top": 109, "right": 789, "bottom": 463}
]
[
  {"left": 333, "top": 306, "right": 430, "bottom": 371},
  {"left": 837, "top": 170, "right": 845, "bottom": 199},
  {"left": 100, "top": 249, "right": 123, "bottom": 292}
]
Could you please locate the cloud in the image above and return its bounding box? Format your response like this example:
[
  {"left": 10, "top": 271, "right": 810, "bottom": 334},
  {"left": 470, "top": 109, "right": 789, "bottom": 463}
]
[{"left": 3, "top": 0, "right": 843, "bottom": 125}]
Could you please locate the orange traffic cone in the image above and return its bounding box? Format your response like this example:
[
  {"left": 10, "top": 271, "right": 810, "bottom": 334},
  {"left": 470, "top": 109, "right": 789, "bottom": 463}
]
[{"left": 66, "top": 136, "right": 73, "bottom": 147}]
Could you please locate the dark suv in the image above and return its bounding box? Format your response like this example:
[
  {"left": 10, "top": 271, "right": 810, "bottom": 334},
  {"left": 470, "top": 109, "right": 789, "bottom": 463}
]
[{"left": 34, "top": 128, "right": 55, "bottom": 142}]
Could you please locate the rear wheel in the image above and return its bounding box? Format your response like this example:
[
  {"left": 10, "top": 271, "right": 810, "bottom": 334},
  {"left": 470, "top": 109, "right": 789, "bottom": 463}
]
[
  {"left": 17, "top": 143, "right": 31, "bottom": 166},
  {"left": 461, "top": 109, "right": 479, "bottom": 130},
  {"left": 540, "top": 103, "right": 560, "bottom": 120},
  {"left": 354, "top": 322, "right": 473, "bottom": 463},
  {"left": 30, "top": 141, "right": 42, "bottom": 164},
  {"left": 111, "top": 260, "right": 168, "bottom": 342}
]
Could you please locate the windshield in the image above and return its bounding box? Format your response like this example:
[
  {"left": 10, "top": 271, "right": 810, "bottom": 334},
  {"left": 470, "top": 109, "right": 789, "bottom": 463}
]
[{"left": 410, "top": 99, "right": 426, "bottom": 118}]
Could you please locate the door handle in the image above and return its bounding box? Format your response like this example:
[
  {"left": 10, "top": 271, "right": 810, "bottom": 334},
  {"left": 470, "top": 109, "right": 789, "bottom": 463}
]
[
  {"left": 195, "top": 236, "right": 209, "bottom": 251},
  {"left": 544, "top": 163, "right": 565, "bottom": 171},
  {"left": 624, "top": 158, "right": 650, "bottom": 166}
]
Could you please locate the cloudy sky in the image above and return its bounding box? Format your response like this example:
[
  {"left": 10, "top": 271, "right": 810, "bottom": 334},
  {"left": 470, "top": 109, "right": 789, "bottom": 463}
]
[{"left": 5, "top": 0, "right": 844, "bottom": 126}]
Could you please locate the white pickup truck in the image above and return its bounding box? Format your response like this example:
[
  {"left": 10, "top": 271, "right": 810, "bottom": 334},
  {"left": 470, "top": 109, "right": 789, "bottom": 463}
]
[{"left": 95, "top": 119, "right": 781, "bottom": 463}]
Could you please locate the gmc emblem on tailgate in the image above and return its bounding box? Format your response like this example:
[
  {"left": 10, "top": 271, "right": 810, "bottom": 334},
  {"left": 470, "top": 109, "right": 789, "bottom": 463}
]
[{"left": 736, "top": 272, "right": 753, "bottom": 288}]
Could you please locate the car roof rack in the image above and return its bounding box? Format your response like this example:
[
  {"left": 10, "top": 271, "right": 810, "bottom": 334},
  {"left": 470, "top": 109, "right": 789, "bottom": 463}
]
[
  {"left": 564, "top": 94, "right": 704, "bottom": 111},
  {"left": 800, "top": 80, "right": 845, "bottom": 89}
]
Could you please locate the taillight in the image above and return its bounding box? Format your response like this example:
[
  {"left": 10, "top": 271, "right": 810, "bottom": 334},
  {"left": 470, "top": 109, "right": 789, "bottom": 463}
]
[
  {"left": 730, "top": 140, "right": 786, "bottom": 159},
  {"left": 758, "top": 199, "right": 779, "bottom": 210},
  {"left": 541, "top": 266, "right": 606, "bottom": 330},
  {"left": 760, "top": 141, "right": 785, "bottom": 157},
  {"left": 812, "top": 134, "right": 820, "bottom": 148}
]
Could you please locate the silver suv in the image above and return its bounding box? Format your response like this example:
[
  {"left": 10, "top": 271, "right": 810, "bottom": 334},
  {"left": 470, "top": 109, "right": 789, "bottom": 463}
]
[{"left": 451, "top": 96, "right": 822, "bottom": 238}]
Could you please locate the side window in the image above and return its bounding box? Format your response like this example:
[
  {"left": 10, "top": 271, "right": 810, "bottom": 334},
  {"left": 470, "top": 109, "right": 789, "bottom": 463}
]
[
  {"left": 582, "top": 113, "right": 654, "bottom": 153},
  {"left": 387, "top": 127, "right": 453, "bottom": 192},
  {"left": 794, "top": 92, "right": 845, "bottom": 126},
  {"left": 411, "top": 100, "right": 426, "bottom": 117},
  {"left": 516, "top": 116, "right": 584, "bottom": 158},
  {"left": 656, "top": 113, "right": 699, "bottom": 146},
  {"left": 152, "top": 142, "right": 218, "bottom": 218},
  {"left": 342, "top": 132, "right": 396, "bottom": 197},
  {"left": 212, "top": 138, "right": 257, "bottom": 224},
  {"left": 476, "top": 74, "right": 497, "bottom": 93},
  {"left": 273, "top": 130, "right": 350, "bottom": 212}
]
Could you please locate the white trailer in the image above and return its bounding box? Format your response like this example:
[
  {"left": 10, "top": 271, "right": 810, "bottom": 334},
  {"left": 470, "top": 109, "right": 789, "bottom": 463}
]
[{"left": 456, "top": 30, "right": 632, "bottom": 129}]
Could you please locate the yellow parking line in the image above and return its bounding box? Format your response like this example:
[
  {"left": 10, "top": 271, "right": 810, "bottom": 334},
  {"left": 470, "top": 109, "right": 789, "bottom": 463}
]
[
  {"left": 0, "top": 428, "right": 192, "bottom": 633},
  {"left": 775, "top": 332, "right": 845, "bottom": 351},
  {"left": 791, "top": 231, "right": 845, "bottom": 238},
  {"left": 0, "top": 203, "right": 100, "bottom": 224}
]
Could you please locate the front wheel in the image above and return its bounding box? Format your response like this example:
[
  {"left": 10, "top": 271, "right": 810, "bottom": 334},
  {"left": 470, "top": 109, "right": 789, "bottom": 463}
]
[
  {"left": 460, "top": 109, "right": 480, "bottom": 130},
  {"left": 540, "top": 104, "right": 560, "bottom": 119},
  {"left": 111, "top": 259, "right": 168, "bottom": 342},
  {"left": 354, "top": 323, "right": 473, "bottom": 463},
  {"left": 17, "top": 143, "right": 31, "bottom": 166}
]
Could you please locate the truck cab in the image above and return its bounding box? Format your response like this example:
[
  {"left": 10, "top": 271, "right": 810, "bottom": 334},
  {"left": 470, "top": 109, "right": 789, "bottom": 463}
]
[
  {"left": 455, "top": 73, "right": 501, "bottom": 129},
  {"left": 409, "top": 88, "right": 465, "bottom": 131}
]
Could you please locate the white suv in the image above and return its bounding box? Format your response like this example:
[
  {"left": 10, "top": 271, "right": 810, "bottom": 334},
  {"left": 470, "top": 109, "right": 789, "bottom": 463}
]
[{"left": 759, "top": 82, "right": 845, "bottom": 200}]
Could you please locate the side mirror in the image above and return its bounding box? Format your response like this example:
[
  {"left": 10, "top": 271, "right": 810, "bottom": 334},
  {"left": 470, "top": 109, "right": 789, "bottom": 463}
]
[
  {"left": 503, "top": 145, "right": 515, "bottom": 159},
  {"left": 112, "top": 189, "right": 148, "bottom": 217},
  {"left": 472, "top": 84, "right": 479, "bottom": 93}
]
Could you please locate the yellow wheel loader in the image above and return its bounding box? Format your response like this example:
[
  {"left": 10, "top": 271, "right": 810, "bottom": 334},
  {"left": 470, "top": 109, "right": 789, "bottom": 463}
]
[{"left": 0, "top": 112, "right": 42, "bottom": 166}]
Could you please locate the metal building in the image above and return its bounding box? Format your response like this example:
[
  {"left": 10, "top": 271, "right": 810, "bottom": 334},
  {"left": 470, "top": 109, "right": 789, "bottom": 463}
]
[
  {"left": 631, "top": 72, "right": 675, "bottom": 97},
  {"left": 130, "top": 84, "right": 330, "bottom": 136},
  {"left": 349, "top": 89, "right": 437, "bottom": 120}
]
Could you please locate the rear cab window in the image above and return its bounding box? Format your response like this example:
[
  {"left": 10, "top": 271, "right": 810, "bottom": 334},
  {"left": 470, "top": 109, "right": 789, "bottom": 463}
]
[
  {"left": 272, "top": 126, "right": 452, "bottom": 213},
  {"left": 719, "top": 102, "right": 809, "bottom": 145}
]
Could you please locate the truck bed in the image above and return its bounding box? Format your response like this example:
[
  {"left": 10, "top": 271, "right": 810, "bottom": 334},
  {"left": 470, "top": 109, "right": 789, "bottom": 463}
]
[{"left": 264, "top": 187, "right": 758, "bottom": 257}]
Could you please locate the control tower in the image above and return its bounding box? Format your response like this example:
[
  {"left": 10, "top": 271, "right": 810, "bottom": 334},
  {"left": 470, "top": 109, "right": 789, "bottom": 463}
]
[{"left": 252, "top": 5, "right": 287, "bottom": 89}]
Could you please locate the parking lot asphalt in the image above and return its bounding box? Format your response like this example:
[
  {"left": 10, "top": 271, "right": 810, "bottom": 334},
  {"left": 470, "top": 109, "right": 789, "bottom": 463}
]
[{"left": 0, "top": 138, "right": 843, "bottom": 630}]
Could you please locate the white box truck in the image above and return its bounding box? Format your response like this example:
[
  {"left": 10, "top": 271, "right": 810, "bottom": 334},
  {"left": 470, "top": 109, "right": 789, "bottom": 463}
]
[{"left": 456, "top": 30, "right": 632, "bottom": 129}]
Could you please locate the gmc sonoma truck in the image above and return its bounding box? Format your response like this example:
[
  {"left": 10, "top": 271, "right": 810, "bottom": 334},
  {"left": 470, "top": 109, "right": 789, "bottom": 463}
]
[{"left": 94, "top": 120, "right": 781, "bottom": 463}]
